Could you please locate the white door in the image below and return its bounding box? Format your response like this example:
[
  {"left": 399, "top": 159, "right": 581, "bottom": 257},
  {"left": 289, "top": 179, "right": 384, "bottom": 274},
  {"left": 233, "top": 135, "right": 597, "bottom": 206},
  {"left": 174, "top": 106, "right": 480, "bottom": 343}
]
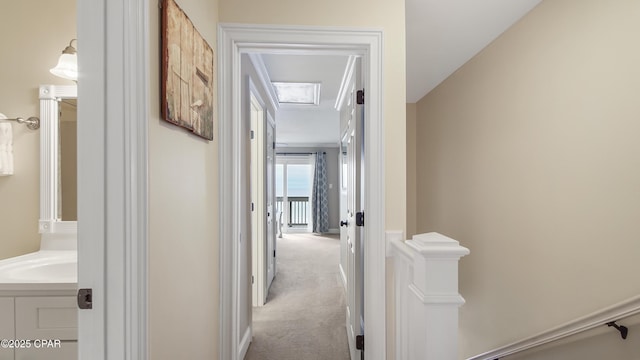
[
  {"left": 266, "top": 116, "right": 276, "bottom": 290},
  {"left": 250, "top": 91, "right": 269, "bottom": 306},
  {"left": 339, "top": 137, "right": 349, "bottom": 290},
  {"left": 342, "top": 59, "right": 364, "bottom": 360}
]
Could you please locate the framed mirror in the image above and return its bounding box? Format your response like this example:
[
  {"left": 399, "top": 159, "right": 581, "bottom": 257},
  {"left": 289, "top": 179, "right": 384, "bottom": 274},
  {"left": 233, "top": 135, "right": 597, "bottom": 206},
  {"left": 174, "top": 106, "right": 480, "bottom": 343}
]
[{"left": 39, "top": 85, "right": 77, "bottom": 239}]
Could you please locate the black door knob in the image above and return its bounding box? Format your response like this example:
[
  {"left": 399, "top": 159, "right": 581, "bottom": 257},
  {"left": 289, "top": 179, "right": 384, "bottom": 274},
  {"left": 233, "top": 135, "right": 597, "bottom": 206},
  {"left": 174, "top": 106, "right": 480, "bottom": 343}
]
[{"left": 340, "top": 220, "right": 348, "bottom": 227}]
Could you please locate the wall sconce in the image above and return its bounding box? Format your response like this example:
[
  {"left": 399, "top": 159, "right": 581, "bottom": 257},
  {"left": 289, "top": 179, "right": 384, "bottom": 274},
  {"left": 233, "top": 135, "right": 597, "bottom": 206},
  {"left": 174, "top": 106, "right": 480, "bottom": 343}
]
[{"left": 50, "top": 39, "right": 77, "bottom": 81}]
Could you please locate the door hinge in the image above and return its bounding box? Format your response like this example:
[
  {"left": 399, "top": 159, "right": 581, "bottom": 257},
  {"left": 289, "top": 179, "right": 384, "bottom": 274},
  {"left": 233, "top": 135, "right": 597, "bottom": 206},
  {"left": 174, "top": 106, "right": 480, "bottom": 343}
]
[
  {"left": 356, "top": 334, "right": 364, "bottom": 351},
  {"left": 251, "top": 275, "right": 254, "bottom": 284},
  {"left": 250, "top": 130, "right": 255, "bottom": 139},
  {"left": 356, "top": 211, "right": 365, "bottom": 227},
  {"left": 356, "top": 89, "right": 365, "bottom": 105},
  {"left": 251, "top": 203, "right": 254, "bottom": 211},
  {"left": 77, "top": 288, "right": 93, "bottom": 309}
]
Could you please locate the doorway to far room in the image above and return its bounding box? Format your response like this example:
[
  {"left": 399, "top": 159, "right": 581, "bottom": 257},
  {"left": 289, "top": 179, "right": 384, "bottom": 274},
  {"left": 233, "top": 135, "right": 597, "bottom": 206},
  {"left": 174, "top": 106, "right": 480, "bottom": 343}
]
[{"left": 276, "top": 156, "right": 313, "bottom": 234}]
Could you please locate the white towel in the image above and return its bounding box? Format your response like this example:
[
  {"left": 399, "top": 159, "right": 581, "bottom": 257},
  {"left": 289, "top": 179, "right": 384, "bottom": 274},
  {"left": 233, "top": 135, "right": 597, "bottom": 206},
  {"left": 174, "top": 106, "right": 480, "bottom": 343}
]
[{"left": 0, "top": 113, "right": 14, "bottom": 176}]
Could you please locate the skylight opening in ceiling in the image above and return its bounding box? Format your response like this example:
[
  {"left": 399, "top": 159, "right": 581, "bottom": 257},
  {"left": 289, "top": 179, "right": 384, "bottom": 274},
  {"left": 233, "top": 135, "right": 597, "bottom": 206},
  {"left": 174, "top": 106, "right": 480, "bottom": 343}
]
[{"left": 271, "top": 82, "right": 321, "bottom": 105}]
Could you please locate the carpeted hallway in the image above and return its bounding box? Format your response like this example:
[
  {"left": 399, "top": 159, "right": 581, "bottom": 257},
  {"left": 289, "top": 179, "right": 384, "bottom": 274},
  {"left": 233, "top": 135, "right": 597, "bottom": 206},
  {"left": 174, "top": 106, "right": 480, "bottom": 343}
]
[{"left": 244, "top": 233, "right": 350, "bottom": 360}]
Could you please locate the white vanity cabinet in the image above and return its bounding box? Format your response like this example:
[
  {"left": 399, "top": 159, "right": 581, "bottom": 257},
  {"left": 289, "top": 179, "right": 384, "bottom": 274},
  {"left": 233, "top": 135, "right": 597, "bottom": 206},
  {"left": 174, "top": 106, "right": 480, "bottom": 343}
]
[
  {"left": 0, "top": 293, "right": 77, "bottom": 360},
  {"left": 0, "top": 298, "right": 15, "bottom": 360}
]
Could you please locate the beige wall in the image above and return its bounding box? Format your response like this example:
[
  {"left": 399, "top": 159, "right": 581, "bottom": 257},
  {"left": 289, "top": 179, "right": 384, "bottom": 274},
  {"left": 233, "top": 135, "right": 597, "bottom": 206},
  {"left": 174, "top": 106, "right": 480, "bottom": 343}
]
[
  {"left": 219, "top": 0, "right": 407, "bottom": 234},
  {"left": 148, "top": 0, "right": 219, "bottom": 358},
  {"left": 406, "top": 103, "right": 417, "bottom": 238},
  {"left": 414, "top": 0, "right": 640, "bottom": 357},
  {"left": 0, "top": 0, "right": 76, "bottom": 260},
  {"left": 505, "top": 315, "right": 640, "bottom": 360}
]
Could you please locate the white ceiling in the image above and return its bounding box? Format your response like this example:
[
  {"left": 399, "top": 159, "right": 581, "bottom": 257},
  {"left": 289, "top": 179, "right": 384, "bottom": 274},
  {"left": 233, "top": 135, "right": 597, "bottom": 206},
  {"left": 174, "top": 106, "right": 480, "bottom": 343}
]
[
  {"left": 260, "top": 0, "right": 543, "bottom": 143},
  {"left": 260, "top": 54, "right": 348, "bottom": 146},
  {"left": 405, "top": 0, "right": 541, "bottom": 102},
  {"left": 261, "top": 54, "right": 348, "bottom": 111}
]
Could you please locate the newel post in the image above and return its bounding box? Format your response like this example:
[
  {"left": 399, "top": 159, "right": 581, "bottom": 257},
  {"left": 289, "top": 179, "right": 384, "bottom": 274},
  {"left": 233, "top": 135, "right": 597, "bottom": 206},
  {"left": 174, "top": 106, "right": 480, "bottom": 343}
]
[{"left": 405, "top": 232, "right": 470, "bottom": 360}]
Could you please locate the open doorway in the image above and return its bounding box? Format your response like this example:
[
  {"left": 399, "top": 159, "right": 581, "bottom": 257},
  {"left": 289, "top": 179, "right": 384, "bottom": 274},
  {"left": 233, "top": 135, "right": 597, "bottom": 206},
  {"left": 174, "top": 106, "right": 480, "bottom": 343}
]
[
  {"left": 245, "top": 48, "right": 363, "bottom": 360},
  {"left": 219, "top": 24, "right": 386, "bottom": 360},
  {"left": 276, "top": 155, "right": 314, "bottom": 233}
]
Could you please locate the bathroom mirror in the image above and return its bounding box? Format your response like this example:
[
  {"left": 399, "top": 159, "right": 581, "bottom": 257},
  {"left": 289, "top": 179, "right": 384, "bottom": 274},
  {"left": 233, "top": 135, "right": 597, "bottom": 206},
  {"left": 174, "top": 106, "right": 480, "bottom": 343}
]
[
  {"left": 59, "top": 99, "right": 77, "bottom": 221},
  {"left": 39, "top": 85, "right": 77, "bottom": 239}
]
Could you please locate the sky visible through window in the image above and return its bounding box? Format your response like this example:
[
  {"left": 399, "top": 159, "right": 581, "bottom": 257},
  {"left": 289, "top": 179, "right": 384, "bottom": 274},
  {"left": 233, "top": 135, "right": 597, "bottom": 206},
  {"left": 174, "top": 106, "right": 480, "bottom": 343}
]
[{"left": 276, "top": 164, "right": 312, "bottom": 197}]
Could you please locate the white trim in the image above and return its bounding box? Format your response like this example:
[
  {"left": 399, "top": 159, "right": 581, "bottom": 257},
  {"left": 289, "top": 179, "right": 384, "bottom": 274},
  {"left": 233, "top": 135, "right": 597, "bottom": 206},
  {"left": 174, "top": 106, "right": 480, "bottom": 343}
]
[
  {"left": 267, "top": 111, "right": 276, "bottom": 128},
  {"left": 247, "top": 53, "right": 280, "bottom": 112},
  {"left": 40, "top": 220, "right": 77, "bottom": 234},
  {"left": 238, "top": 326, "right": 252, "bottom": 360},
  {"left": 467, "top": 295, "right": 640, "bottom": 360},
  {"left": 388, "top": 235, "right": 413, "bottom": 261},
  {"left": 385, "top": 230, "right": 404, "bottom": 257},
  {"left": 219, "top": 23, "right": 385, "bottom": 360},
  {"left": 328, "top": 228, "right": 340, "bottom": 234},
  {"left": 122, "top": 2, "right": 149, "bottom": 358},
  {"left": 78, "top": 0, "right": 148, "bottom": 359},
  {"left": 339, "top": 264, "right": 347, "bottom": 289},
  {"left": 77, "top": 0, "right": 106, "bottom": 357},
  {"left": 38, "top": 85, "right": 77, "bottom": 238},
  {"left": 389, "top": 236, "right": 412, "bottom": 360},
  {"left": 335, "top": 55, "right": 358, "bottom": 111},
  {"left": 408, "top": 287, "right": 466, "bottom": 305},
  {"left": 39, "top": 84, "right": 77, "bottom": 99}
]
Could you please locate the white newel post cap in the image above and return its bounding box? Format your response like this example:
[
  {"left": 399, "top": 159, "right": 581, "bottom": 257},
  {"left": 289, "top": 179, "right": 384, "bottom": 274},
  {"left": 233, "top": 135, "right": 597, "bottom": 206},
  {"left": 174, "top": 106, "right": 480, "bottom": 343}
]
[
  {"left": 405, "top": 232, "right": 470, "bottom": 305},
  {"left": 405, "top": 232, "right": 470, "bottom": 259}
]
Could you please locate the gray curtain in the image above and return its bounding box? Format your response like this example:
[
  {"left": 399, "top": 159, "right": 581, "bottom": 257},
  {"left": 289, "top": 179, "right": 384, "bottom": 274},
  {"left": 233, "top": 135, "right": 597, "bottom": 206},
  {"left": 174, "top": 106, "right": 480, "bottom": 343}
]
[{"left": 312, "top": 152, "right": 329, "bottom": 233}]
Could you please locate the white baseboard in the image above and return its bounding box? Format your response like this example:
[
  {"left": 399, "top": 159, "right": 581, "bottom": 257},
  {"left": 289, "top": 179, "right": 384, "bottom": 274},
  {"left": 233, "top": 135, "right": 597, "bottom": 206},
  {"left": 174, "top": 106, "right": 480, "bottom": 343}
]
[
  {"left": 238, "top": 326, "right": 251, "bottom": 360},
  {"left": 328, "top": 228, "right": 339, "bottom": 234}
]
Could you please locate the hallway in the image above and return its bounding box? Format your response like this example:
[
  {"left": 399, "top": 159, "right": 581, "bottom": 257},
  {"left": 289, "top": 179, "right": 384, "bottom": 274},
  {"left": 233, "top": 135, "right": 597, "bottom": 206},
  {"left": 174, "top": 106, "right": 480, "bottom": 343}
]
[{"left": 245, "top": 233, "right": 350, "bottom": 360}]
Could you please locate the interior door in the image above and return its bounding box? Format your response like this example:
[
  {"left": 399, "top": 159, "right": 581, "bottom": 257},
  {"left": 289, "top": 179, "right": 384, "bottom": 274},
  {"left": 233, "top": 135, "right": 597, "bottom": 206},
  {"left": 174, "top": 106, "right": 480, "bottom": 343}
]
[
  {"left": 343, "top": 58, "right": 364, "bottom": 360},
  {"left": 339, "top": 137, "right": 348, "bottom": 290},
  {"left": 266, "top": 116, "right": 276, "bottom": 290}
]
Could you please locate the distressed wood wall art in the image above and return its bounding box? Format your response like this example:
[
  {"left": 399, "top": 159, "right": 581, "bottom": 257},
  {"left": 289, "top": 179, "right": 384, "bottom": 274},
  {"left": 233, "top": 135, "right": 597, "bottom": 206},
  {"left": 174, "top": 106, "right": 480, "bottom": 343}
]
[{"left": 162, "top": 0, "right": 214, "bottom": 140}]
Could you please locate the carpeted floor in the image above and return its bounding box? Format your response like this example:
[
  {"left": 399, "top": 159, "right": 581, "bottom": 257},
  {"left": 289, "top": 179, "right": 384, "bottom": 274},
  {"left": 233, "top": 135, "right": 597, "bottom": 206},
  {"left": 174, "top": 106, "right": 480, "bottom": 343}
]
[{"left": 244, "top": 233, "right": 350, "bottom": 360}]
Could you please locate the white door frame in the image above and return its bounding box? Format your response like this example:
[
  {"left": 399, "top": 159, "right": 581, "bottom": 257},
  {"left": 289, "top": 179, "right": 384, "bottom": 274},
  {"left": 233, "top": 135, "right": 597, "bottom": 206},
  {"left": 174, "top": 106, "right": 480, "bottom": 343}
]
[
  {"left": 218, "top": 23, "right": 386, "bottom": 360},
  {"left": 78, "top": 0, "right": 148, "bottom": 359}
]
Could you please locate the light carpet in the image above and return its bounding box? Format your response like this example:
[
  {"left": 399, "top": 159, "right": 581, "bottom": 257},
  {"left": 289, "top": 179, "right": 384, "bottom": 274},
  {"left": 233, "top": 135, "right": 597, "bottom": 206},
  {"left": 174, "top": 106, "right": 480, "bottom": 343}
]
[{"left": 244, "top": 233, "right": 350, "bottom": 360}]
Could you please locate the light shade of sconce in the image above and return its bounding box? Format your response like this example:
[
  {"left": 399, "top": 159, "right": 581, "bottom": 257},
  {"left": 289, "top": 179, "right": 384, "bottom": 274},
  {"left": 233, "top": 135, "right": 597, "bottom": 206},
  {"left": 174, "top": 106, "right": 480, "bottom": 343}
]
[{"left": 50, "top": 39, "right": 78, "bottom": 81}]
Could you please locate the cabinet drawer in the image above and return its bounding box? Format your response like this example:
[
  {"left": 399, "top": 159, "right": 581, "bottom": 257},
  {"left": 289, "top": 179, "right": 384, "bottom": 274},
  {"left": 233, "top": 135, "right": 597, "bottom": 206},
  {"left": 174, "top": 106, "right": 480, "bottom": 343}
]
[{"left": 15, "top": 297, "right": 77, "bottom": 341}]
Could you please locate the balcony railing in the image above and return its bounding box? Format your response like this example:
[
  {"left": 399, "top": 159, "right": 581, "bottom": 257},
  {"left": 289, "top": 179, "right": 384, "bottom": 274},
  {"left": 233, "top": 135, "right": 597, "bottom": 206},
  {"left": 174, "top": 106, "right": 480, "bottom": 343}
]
[{"left": 276, "top": 196, "right": 309, "bottom": 226}]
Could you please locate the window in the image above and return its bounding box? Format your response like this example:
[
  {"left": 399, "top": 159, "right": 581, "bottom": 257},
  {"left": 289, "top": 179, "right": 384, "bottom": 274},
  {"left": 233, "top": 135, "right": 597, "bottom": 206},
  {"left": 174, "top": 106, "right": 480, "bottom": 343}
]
[{"left": 276, "top": 155, "right": 313, "bottom": 232}]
